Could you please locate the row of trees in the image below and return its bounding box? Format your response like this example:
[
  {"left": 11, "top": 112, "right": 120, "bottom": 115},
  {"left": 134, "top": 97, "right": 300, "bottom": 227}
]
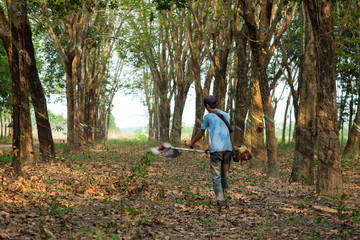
[
  {"left": 128, "top": 0, "right": 348, "bottom": 195},
  {"left": 0, "top": 0, "right": 134, "bottom": 174},
  {"left": 0, "top": 0, "right": 358, "bottom": 196}
]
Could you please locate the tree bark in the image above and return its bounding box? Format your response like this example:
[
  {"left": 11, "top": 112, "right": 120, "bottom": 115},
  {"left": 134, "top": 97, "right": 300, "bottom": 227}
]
[
  {"left": 8, "top": 2, "right": 36, "bottom": 174},
  {"left": 305, "top": 0, "right": 342, "bottom": 195},
  {"left": 282, "top": 94, "right": 291, "bottom": 144},
  {"left": 343, "top": 30, "right": 360, "bottom": 155},
  {"left": 0, "top": 107, "right": 3, "bottom": 139},
  {"left": 170, "top": 89, "right": 190, "bottom": 143},
  {"left": 233, "top": 23, "right": 249, "bottom": 147},
  {"left": 289, "top": 4, "right": 316, "bottom": 184},
  {"left": 240, "top": 0, "right": 297, "bottom": 176},
  {"left": 248, "top": 66, "right": 266, "bottom": 173},
  {"left": 186, "top": 1, "right": 212, "bottom": 142},
  {"left": 22, "top": 10, "right": 55, "bottom": 161}
]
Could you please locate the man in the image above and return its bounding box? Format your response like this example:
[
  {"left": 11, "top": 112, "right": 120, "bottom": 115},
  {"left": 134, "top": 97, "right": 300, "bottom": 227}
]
[{"left": 184, "top": 95, "right": 232, "bottom": 212}]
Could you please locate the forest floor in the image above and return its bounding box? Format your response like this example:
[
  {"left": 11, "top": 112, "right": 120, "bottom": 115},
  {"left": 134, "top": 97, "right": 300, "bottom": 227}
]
[{"left": 0, "top": 139, "right": 359, "bottom": 240}]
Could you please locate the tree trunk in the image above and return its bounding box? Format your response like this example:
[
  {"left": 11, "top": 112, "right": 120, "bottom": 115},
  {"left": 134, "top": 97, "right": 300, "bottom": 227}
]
[
  {"left": 305, "top": 0, "right": 342, "bottom": 195},
  {"left": 343, "top": 41, "right": 360, "bottom": 155},
  {"left": 9, "top": 2, "right": 36, "bottom": 174},
  {"left": 289, "top": 5, "right": 316, "bottom": 185},
  {"left": 263, "top": 100, "right": 279, "bottom": 177},
  {"left": 343, "top": 92, "right": 360, "bottom": 155},
  {"left": 192, "top": 62, "right": 212, "bottom": 141},
  {"left": 78, "top": 73, "right": 85, "bottom": 145},
  {"left": 95, "top": 94, "right": 106, "bottom": 140},
  {"left": 22, "top": 11, "right": 55, "bottom": 161},
  {"left": 158, "top": 93, "right": 171, "bottom": 142},
  {"left": 65, "top": 73, "right": 77, "bottom": 151},
  {"left": 6, "top": 112, "right": 9, "bottom": 137},
  {"left": 240, "top": 0, "right": 297, "bottom": 176},
  {"left": 187, "top": 1, "right": 210, "bottom": 142},
  {"left": 85, "top": 87, "right": 97, "bottom": 144},
  {"left": 0, "top": 107, "right": 3, "bottom": 139},
  {"left": 233, "top": 24, "right": 249, "bottom": 147},
  {"left": 282, "top": 94, "right": 291, "bottom": 144},
  {"left": 248, "top": 66, "right": 266, "bottom": 173},
  {"left": 170, "top": 89, "right": 189, "bottom": 143},
  {"left": 210, "top": 0, "right": 233, "bottom": 110}
]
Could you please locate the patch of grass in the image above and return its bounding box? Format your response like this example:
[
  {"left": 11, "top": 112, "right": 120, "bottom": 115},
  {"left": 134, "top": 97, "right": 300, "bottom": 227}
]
[
  {"left": 54, "top": 142, "right": 68, "bottom": 152},
  {"left": 0, "top": 152, "right": 12, "bottom": 163},
  {"left": 200, "top": 218, "right": 216, "bottom": 231},
  {"left": 0, "top": 137, "right": 11, "bottom": 144},
  {"left": 195, "top": 161, "right": 208, "bottom": 171},
  {"left": 277, "top": 142, "right": 295, "bottom": 154}
]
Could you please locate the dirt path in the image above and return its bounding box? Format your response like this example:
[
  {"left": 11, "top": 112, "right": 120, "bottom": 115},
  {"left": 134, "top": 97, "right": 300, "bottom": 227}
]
[
  {"left": 0, "top": 140, "right": 359, "bottom": 239},
  {"left": 0, "top": 139, "right": 65, "bottom": 151},
  {"left": 0, "top": 144, "right": 11, "bottom": 150}
]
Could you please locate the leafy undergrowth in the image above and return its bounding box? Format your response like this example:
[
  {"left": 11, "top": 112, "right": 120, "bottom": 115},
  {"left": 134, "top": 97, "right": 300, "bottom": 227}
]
[{"left": 0, "top": 139, "right": 359, "bottom": 239}]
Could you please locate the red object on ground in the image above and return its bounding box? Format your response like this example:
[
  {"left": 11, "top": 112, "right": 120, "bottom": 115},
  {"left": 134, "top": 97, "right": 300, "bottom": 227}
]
[{"left": 159, "top": 145, "right": 166, "bottom": 150}]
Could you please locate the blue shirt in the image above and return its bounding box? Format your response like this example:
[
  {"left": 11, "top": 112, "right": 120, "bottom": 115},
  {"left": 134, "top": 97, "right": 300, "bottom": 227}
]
[{"left": 201, "top": 110, "right": 232, "bottom": 153}]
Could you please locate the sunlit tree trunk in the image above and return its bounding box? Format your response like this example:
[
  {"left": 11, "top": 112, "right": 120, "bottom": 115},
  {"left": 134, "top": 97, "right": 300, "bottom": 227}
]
[
  {"left": 171, "top": 90, "right": 190, "bottom": 143},
  {"left": 241, "top": 0, "right": 297, "bottom": 176},
  {"left": 282, "top": 94, "right": 291, "bottom": 144},
  {"left": 289, "top": 4, "right": 316, "bottom": 184},
  {"left": 5, "top": 1, "right": 36, "bottom": 174},
  {"left": 248, "top": 68, "right": 266, "bottom": 173},
  {"left": 22, "top": 11, "right": 55, "bottom": 161},
  {"left": 168, "top": 10, "right": 192, "bottom": 144},
  {"left": 305, "top": 0, "right": 342, "bottom": 195},
  {"left": 233, "top": 23, "right": 249, "bottom": 147}
]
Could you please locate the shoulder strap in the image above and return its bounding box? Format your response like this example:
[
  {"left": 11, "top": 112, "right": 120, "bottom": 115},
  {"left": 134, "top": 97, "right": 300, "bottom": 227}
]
[{"left": 211, "top": 111, "right": 233, "bottom": 133}]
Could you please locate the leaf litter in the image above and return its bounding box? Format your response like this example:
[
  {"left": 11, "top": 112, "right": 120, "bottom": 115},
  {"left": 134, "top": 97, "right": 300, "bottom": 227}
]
[{"left": 0, "top": 140, "right": 359, "bottom": 239}]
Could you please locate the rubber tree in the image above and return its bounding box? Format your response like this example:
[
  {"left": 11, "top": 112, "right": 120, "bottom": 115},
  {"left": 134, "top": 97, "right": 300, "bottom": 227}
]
[
  {"left": 186, "top": 0, "right": 212, "bottom": 143},
  {"left": 239, "top": 0, "right": 297, "bottom": 176},
  {"left": 82, "top": 7, "right": 133, "bottom": 143},
  {"left": 128, "top": 2, "right": 174, "bottom": 142},
  {"left": 289, "top": 2, "right": 317, "bottom": 184},
  {"left": 1, "top": 0, "right": 55, "bottom": 164},
  {"left": 34, "top": 0, "right": 96, "bottom": 152},
  {"left": 0, "top": 0, "right": 35, "bottom": 174},
  {"left": 165, "top": 9, "right": 192, "bottom": 144},
  {"left": 208, "top": 0, "right": 234, "bottom": 110},
  {"left": 233, "top": 4, "right": 250, "bottom": 147},
  {"left": 304, "top": 0, "right": 343, "bottom": 195}
]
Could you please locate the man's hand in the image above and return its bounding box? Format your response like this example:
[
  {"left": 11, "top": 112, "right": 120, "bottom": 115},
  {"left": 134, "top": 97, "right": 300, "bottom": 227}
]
[
  {"left": 184, "top": 130, "right": 205, "bottom": 148},
  {"left": 184, "top": 140, "right": 192, "bottom": 147}
]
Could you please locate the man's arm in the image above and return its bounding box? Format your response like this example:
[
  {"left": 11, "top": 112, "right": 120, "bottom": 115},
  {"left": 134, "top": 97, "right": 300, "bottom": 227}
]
[{"left": 184, "top": 129, "right": 205, "bottom": 147}]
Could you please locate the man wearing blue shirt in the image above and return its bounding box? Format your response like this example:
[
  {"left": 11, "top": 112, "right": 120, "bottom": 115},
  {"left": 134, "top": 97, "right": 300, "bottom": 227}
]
[{"left": 185, "top": 95, "right": 232, "bottom": 212}]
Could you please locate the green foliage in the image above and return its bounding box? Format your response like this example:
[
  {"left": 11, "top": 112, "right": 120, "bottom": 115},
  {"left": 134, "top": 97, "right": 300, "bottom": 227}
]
[
  {"left": 0, "top": 41, "right": 12, "bottom": 109},
  {"left": 32, "top": 27, "right": 66, "bottom": 97},
  {"left": 153, "top": 0, "right": 188, "bottom": 11},
  {"left": 332, "top": 1, "right": 360, "bottom": 124},
  {"left": 323, "top": 193, "right": 350, "bottom": 220},
  {"left": 108, "top": 113, "right": 120, "bottom": 133},
  {"left": 96, "top": 233, "right": 120, "bottom": 240},
  {"left": 0, "top": 152, "right": 12, "bottom": 163},
  {"left": 48, "top": 110, "right": 67, "bottom": 131},
  {"left": 130, "top": 151, "right": 156, "bottom": 178}
]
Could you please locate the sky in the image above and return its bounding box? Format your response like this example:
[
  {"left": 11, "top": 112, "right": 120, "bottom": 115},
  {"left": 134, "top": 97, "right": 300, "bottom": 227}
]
[
  {"left": 47, "top": 86, "right": 198, "bottom": 129},
  {"left": 47, "top": 84, "right": 290, "bottom": 130}
]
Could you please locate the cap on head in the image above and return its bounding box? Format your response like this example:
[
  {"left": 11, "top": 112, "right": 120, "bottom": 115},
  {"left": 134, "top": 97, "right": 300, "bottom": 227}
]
[{"left": 203, "top": 95, "right": 217, "bottom": 107}]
